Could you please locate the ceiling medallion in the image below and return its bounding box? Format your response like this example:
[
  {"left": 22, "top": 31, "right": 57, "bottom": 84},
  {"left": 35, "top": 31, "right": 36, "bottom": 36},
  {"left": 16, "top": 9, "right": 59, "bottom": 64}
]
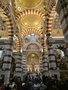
[
  {"left": 28, "top": 17, "right": 35, "bottom": 22},
  {"left": 16, "top": 9, "right": 45, "bottom": 28},
  {"left": 22, "top": 14, "right": 41, "bottom": 28}
]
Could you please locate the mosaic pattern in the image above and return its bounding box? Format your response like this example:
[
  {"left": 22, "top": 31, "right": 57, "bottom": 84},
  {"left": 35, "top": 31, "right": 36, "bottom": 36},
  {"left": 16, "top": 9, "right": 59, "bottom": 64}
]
[
  {"left": 53, "top": 13, "right": 61, "bottom": 29},
  {"left": 25, "top": 38, "right": 30, "bottom": 43}
]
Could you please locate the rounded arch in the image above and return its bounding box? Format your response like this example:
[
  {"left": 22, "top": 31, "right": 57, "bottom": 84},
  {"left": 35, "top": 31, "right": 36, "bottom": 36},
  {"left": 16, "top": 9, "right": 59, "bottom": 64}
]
[
  {"left": 13, "top": 35, "right": 21, "bottom": 51},
  {"left": 27, "top": 52, "right": 39, "bottom": 65},
  {"left": 16, "top": 9, "right": 45, "bottom": 20},
  {"left": 16, "top": 34, "right": 21, "bottom": 51},
  {"left": 47, "top": 6, "right": 56, "bottom": 34},
  {"left": 56, "top": 45, "right": 66, "bottom": 52},
  {"left": 46, "top": 0, "right": 56, "bottom": 36},
  {"left": 22, "top": 28, "right": 42, "bottom": 38},
  {"left": 0, "top": 2, "right": 14, "bottom": 39},
  {"left": 26, "top": 43, "right": 40, "bottom": 50}
]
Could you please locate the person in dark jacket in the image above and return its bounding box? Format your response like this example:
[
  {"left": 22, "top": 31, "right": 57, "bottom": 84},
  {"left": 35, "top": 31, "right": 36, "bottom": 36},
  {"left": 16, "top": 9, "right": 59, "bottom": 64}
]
[
  {"left": 20, "top": 82, "right": 26, "bottom": 90},
  {"left": 5, "top": 83, "right": 11, "bottom": 90},
  {"left": 0, "top": 83, "right": 4, "bottom": 90}
]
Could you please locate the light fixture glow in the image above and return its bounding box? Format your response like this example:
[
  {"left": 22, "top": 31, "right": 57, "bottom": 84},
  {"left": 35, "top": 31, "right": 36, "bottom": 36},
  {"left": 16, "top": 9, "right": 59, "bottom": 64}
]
[{"left": 31, "top": 34, "right": 35, "bottom": 36}]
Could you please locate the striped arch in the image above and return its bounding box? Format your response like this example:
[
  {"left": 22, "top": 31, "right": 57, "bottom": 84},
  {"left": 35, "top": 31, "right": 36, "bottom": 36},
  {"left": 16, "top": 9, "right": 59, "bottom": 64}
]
[
  {"left": 46, "top": 0, "right": 57, "bottom": 71},
  {"left": 56, "top": 44, "right": 66, "bottom": 51},
  {"left": 27, "top": 52, "right": 39, "bottom": 59},
  {"left": 0, "top": 2, "right": 14, "bottom": 39},
  {"left": 26, "top": 43, "right": 40, "bottom": 50},
  {"left": 16, "top": 34, "right": 21, "bottom": 51},
  {"left": 16, "top": 9, "right": 45, "bottom": 20},
  {"left": 22, "top": 28, "right": 42, "bottom": 38},
  {"left": 0, "top": 1, "right": 14, "bottom": 74},
  {"left": 26, "top": 52, "right": 40, "bottom": 65},
  {"left": 46, "top": 0, "right": 56, "bottom": 35},
  {"left": 13, "top": 35, "right": 21, "bottom": 51}
]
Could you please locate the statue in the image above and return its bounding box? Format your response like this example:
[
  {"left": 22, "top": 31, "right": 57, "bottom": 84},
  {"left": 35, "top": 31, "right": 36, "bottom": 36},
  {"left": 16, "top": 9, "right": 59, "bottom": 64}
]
[{"left": 32, "top": 63, "right": 35, "bottom": 72}]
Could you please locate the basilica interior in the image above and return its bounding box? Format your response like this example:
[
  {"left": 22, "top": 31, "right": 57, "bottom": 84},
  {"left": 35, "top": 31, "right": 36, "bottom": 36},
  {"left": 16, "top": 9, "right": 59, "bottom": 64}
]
[{"left": 0, "top": 0, "right": 68, "bottom": 83}]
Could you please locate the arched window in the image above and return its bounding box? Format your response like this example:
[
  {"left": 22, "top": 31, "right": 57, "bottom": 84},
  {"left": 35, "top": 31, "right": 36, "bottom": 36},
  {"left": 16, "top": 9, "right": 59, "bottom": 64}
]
[
  {"left": 0, "top": 48, "right": 3, "bottom": 69},
  {"left": 56, "top": 49, "right": 65, "bottom": 59},
  {"left": 60, "top": 50, "right": 64, "bottom": 58}
]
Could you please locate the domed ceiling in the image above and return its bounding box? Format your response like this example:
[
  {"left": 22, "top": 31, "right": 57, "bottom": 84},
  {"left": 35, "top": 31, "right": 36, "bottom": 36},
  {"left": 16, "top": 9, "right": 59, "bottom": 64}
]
[
  {"left": 19, "top": 0, "right": 43, "bottom": 8},
  {"left": 22, "top": 14, "right": 41, "bottom": 27},
  {"left": 15, "top": 0, "right": 45, "bottom": 37},
  {"left": 0, "top": 0, "right": 63, "bottom": 39}
]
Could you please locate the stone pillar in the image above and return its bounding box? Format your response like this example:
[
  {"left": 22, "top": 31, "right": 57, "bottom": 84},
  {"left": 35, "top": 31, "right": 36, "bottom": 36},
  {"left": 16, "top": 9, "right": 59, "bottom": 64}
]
[
  {"left": 56, "top": 0, "right": 68, "bottom": 54},
  {"left": 22, "top": 51, "right": 27, "bottom": 75},
  {"left": 2, "top": 39, "right": 13, "bottom": 83},
  {"left": 46, "top": 20, "right": 60, "bottom": 77},
  {"left": 48, "top": 45, "right": 57, "bottom": 69},
  {"left": 48, "top": 45, "right": 60, "bottom": 77},
  {"left": 14, "top": 51, "right": 22, "bottom": 77},
  {"left": 42, "top": 51, "right": 49, "bottom": 76},
  {"left": 41, "top": 36, "right": 49, "bottom": 76},
  {"left": 39, "top": 55, "right": 43, "bottom": 73}
]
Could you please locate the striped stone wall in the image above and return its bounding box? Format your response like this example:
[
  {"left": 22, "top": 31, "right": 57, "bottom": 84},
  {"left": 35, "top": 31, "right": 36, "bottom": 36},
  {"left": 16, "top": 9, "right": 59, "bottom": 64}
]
[
  {"left": 0, "top": 1, "right": 14, "bottom": 83},
  {"left": 45, "top": 0, "right": 68, "bottom": 76},
  {"left": 14, "top": 51, "right": 22, "bottom": 77},
  {"left": 22, "top": 52, "right": 27, "bottom": 75},
  {"left": 42, "top": 36, "right": 48, "bottom": 75},
  {"left": 13, "top": 34, "right": 22, "bottom": 77},
  {"left": 39, "top": 56, "right": 43, "bottom": 73},
  {"left": 56, "top": 0, "right": 68, "bottom": 54},
  {"left": 48, "top": 45, "right": 57, "bottom": 70}
]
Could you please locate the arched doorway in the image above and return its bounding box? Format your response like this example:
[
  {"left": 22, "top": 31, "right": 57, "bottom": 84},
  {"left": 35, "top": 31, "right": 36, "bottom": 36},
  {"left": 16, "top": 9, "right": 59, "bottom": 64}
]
[{"left": 27, "top": 53, "right": 40, "bottom": 74}]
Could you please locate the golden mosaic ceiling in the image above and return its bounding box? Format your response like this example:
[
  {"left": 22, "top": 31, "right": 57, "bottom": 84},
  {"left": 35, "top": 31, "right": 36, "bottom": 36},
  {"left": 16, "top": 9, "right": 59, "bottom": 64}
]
[
  {"left": 15, "top": 0, "right": 45, "bottom": 37},
  {"left": 52, "top": 12, "right": 63, "bottom": 37},
  {"left": 19, "top": 0, "right": 43, "bottom": 8},
  {"left": 22, "top": 14, "right": 41, "bottom": 27},
  {"left": 14, "top": 0, "right": 64, "bottom": 38},
  {"left": 0, "top": 0, "right": 64, "bottom": 39}
]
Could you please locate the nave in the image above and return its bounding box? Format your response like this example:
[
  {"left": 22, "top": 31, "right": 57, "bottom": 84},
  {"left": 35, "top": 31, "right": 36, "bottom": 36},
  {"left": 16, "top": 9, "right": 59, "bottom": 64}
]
[{"left": 0, "top": 0, "right": 68, "bottom": 89}]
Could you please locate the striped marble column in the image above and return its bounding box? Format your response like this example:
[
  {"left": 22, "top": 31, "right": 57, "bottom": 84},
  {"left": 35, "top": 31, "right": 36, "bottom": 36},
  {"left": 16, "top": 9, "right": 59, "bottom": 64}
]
[
  {"left": 22, "top": 52, "right": 27, "bottom": 75},
  {"left": 48, "top": 45, "right": 60, "bottom": 76},
  {"left": 42, "top": 36, "right": 49, "bottom": 75},
  {"left": 2, "top": 39, "right": 13, "bottom": 83},
  {"left": 42, "top": 51, "right": 49, "bottom": 76},
  {"left": 56, "top": 0, "right": 68, "bottom": 54},
  {"left": 39, "top": 56, "right": 43, "bottom": 73},
  {"left": 48, "top": 45, "right": 57, "bottom": 70},
  {"left": 14, "top": 51, "right": 22, "bottom": 77},
  {"left": 0, "top": 0, "right": 14, "bottom": 83}
]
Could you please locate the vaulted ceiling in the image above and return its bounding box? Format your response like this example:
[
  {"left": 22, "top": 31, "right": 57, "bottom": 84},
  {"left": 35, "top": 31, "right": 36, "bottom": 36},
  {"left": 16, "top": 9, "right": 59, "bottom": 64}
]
[
  {"left": 15, "top": 0, "right": 45, "bottom": 38},
  {"left": 0, "top": 0, "right": 64, "bottom": 52}
]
